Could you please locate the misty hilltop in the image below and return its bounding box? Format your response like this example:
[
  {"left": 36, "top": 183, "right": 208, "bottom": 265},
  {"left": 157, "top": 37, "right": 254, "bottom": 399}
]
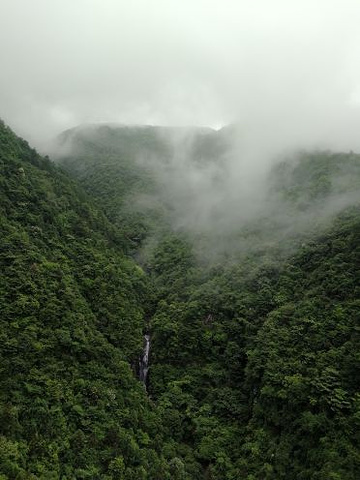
[
  {"left": 56, "top": 123, "right": 360, "bottom": 260},
  {"left": 56, "top": 123, "right": 230, "bottom": 166}
]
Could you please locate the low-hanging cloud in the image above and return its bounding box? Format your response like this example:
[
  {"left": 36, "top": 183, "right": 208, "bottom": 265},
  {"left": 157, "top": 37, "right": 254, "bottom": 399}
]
[
  {"left": 2, "top": 0, "right": 360, "bottom": 154},
  {"left": 57, "top": 121, "right": 360, "bottom": 265},
  {"left": 4, "top": 0, "right": 360, "bottom": 263}
]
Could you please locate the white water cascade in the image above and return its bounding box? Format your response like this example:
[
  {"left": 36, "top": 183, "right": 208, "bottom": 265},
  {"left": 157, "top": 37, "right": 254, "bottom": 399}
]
[{"left": 139, "top": 334, "right": 150, "bottom": 386}]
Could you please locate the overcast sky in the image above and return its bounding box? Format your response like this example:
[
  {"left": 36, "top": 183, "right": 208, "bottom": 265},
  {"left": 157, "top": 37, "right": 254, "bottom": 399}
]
[{"left": 2, "top": 0, "right": 360, "bottom": 150}]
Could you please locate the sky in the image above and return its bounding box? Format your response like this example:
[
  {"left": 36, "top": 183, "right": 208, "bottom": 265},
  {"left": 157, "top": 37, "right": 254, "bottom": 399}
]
[{"left": 2, "top": 0, "right": 360, "bottom": 151}]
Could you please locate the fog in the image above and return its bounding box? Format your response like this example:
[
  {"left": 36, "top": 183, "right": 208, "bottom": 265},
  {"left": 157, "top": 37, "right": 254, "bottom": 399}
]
[
  {"left": 57, "top": 122, "right": 360, "bottom": 265},
  {"left": 3, "top": 0, "right": 360, "bottom": 259},
  {"left": 2, "top": 0, "right": 360, "bottom": 154},
  {"left": 141, "top": 127, "right": 360, "bottom": 260}
]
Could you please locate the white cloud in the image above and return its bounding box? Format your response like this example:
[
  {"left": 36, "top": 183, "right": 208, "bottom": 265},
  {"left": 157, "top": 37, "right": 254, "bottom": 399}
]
[{"left": 1, "top": 0, "right": 360, "bottom": 151}]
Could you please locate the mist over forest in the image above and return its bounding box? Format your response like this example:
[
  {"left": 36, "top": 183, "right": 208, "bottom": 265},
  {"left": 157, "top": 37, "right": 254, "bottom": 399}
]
[
  {"left": 56, "top": 123, "right": 360, "bottom": 262},
  {"left": 1, "top": 1, "right": 360, "bottom": 479}
]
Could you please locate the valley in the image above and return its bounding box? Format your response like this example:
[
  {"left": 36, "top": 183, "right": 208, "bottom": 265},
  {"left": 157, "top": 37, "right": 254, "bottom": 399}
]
[{"left": 1, "top": 120, "right": 360, "bottom": 479}]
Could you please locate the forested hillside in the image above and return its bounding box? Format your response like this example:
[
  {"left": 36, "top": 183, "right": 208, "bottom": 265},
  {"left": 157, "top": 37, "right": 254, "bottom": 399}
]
[
  {"left": 1, "top": 120, "right": 360, "bottom": 479},
  {"left": 57, "top": 124, "right": 230, "bottom": 254},
  {"left": 0, "top": 120, "right": 186, "bottom": 479}
]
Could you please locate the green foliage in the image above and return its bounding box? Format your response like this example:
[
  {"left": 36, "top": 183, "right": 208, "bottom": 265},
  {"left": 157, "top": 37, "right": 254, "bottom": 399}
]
[
  {"left": 0, "top": 120, "right": 180, "bottom": 478},
  {"left": 2, "top": 119, "right": 360, "bottom": 478}
]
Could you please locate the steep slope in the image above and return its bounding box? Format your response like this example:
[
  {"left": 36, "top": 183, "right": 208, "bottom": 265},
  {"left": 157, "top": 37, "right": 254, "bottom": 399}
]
[
  {"left": 0, "top": 120, "right": 187, "bottom": 479},
  {"left": 241, "top": 208, "right": 360, "bottom": 478}
]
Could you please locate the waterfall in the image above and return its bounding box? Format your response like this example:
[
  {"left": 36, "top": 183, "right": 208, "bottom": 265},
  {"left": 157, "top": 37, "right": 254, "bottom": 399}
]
[{"left": 139, "top": 334, "right": 150, "bottom": 386}]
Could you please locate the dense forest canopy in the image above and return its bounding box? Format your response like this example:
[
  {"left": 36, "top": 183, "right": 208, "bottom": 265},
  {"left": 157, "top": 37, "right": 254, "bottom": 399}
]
[{"left": 1, "top": 119, "right": 360, "bottom": 479}]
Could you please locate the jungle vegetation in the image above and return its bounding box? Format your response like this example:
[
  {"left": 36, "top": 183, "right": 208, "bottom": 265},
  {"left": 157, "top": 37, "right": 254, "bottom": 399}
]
[{"left": 1, "top": 120, "right": 360, "bottom": 479}]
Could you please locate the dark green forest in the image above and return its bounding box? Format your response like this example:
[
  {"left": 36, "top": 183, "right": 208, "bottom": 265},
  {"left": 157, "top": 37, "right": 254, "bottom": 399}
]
[{"left": 1, "top": 120, "right": 360, "bottom": 479}]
